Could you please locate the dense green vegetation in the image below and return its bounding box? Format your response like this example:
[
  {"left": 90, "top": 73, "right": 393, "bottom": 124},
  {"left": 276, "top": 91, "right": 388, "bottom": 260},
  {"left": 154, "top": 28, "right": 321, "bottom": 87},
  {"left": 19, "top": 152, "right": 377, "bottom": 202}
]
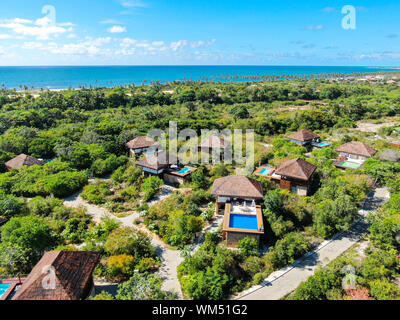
[{"left": 0, "top": 75, "right": 400, "bottom": 300}]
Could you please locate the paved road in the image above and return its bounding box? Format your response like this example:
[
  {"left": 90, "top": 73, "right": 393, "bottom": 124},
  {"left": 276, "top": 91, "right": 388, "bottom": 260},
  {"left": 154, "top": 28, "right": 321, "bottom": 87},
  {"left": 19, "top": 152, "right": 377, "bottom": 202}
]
[{"left": 236, "top": 187, "right": 390, "bottom": 300}]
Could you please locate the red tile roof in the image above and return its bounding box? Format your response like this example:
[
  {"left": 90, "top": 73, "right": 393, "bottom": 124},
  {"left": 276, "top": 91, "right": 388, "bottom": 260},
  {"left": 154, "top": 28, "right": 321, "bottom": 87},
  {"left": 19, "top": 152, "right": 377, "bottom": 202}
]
[
  {"left": 211, "top": 176, "right": 264, "bottom": 200},
  {"left": 5, "top": 154, "right": 45, "bottom": 170},
  {"left": 287, "top": 129, "right": 319, "bottom": 142},
  {"left": 336, "top": 141, "right": 377, "bottom": 158},
  {"left": 12, "top": 251, "right": 99, "bottom": 300},
  {"left": 275, "top": 158, "right": 317, "bottom": 181},
  {"left": 126, "top": 136, "right": 157, "bottom": 149}
]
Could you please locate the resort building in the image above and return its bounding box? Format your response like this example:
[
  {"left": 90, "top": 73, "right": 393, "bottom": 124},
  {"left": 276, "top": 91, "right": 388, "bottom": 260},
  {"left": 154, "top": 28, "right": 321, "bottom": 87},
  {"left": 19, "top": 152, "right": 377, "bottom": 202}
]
[
  {"left": 136, "top": 150, "right": 197, "bottom": 185},
  {"left": 274, "top": 158, "right": 317, "bottom": 196},
  {"left": 5, "top": 154, "right": 45, "bottom": 171},
  {"left": 12, "top": 251, "right": 99, "bottom": 300},
  {"left": 198, "top": 136, "right": 229, "bottom": 161},
  {"left": 126, "top": 136, "right": 158, "bottom": 157},
  {"left": 136, "top": 150, "right": 178, "bottom": 177},
  {"left": 334, "top": 141, "right": 377, "bottom": 170},
  {"left": 287, "top": 129, "right": 332, "bottom": 149},
  {"left": 211, "top": 176, "right": 264, "bottom": 246}
]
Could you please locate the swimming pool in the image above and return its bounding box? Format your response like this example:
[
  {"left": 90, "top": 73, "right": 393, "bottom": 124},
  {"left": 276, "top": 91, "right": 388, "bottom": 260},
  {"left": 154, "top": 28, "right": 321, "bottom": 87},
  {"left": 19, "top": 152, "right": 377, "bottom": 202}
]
[
  {"left": 259, "top": 168, "right": 273, "bottom": 176},
  {"left": 229, "top": 214, "right": 258, "bottom": 230},
  {"left": 314, "top": 142, "right": 332, "bottom": 148},
  {"left": 0, "top": 283, "right": 11, "bottom": 299},
  {"left": 339, "top": 161, "right": 361, "bottom": 169},
  {"left": 177, "top": 167, "right": 192, "bottom": 175}
]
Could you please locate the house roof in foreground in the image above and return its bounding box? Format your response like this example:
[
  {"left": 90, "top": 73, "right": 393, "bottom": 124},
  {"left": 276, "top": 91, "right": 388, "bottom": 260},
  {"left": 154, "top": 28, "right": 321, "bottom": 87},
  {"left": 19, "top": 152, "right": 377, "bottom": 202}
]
[
  {"left": 211, "top": 176, "right": 264, "bottom": 199},
  {"left": 136, "top": 150, "right": 178, "bottom": 170},
  {"left": 336, "top": 141, "right": 377, "bottom": 158},
  {"left": 126, "top": 136, "right": 157, "bottom": 149},
  {"left": 287, "top": 129, "right": 319, "bottom": 142},
  {"left": 5, "top": 154, "right": 45, "bottom": 170},
  {"left": 12, "top": 251, "right": 99, "bottom": 301},
  {"left": 199, "top": 136, "right": 228, "bottom": 149},
  {"left": 275, "top": 158, "right": 317, "bottom": 181}
]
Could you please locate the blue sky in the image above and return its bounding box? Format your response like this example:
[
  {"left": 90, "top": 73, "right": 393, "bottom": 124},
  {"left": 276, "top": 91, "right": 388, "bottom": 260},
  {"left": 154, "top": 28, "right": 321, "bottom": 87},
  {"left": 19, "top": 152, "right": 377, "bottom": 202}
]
[{"left": 0, "top": 0, "right": 399, "bottom": 66}]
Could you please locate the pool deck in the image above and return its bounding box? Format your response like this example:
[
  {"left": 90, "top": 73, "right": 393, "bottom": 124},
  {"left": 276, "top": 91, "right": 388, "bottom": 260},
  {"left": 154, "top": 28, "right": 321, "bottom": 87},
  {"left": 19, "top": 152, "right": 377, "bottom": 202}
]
[
  {"left": 253, "top": 166, "right": 276, "bottom": 178},
  {"left": 167, "top": 166, "right": 197, "bottom": 178},
  {"left": 0, "top": 278, "right": 25, "bottom": 300},
  {"left": 223, "top": 203, "right": 264, "bottom": 235},
  {"left": 333, "top": 159, "right": 363, "bottom": 170}
]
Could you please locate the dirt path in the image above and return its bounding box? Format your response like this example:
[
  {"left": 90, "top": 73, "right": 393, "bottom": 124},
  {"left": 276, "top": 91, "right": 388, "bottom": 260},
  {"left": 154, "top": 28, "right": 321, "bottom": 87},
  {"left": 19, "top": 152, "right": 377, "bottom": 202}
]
[
  {"left": 64, "top": 185, "right": 184, "bottom": 298},
  {"left": 235, "top": 187, "right": 390, "bottom": 300}
]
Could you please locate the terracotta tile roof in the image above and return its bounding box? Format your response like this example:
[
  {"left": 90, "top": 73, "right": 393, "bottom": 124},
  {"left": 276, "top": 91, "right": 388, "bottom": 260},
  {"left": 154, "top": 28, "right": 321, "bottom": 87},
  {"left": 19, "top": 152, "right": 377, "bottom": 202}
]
[
  {"left": 12, "top": 251, "right": 99, "bottom": 300},
  {"left": 199, "top": 136, "right": 227, "bottom": 149},
  {"left": 336, "top": 141, "right": 377, "bottom": 158},
  {"left": 126, "top": 136, "right": 157, "bottom": 149},
  {"left": 136, "top": 150, "right": 178, "bottom": 171},
  {"left": 287, "top": 129, "right": 319, "bottom": 142},
  {"left": 275, "top": 158, "right": 317, "bottom": 181},
  {"left": 5, "top": 154, "right": 45, "bottom": 170},
  {"left": 211, "top": 176, "right": 264, "bottom": 200}
]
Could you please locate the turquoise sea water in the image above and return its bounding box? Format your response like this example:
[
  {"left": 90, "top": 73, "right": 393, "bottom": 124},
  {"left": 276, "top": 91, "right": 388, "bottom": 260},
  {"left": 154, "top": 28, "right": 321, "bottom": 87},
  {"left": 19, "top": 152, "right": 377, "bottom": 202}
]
[{"left": 0, "top": 66, "right": 395, "bottom": 90}]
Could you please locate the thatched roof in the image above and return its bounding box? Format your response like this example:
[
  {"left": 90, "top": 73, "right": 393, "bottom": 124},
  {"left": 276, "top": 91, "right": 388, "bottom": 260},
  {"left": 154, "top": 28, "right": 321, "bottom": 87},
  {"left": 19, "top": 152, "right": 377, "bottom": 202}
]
[
  {"left": 5, "top": 154, "right": 45, "bottom": 170},
  {"left": 211, "top": 176, "right": 264, "bottom": 200},
  {"left": 287, "top": 129, "right": 319, "bottom": 142},
  {"left": 336, "top": 142, "right": 377, "bottom": 158},
  {"left": 275, "top": 158, "right": 317, "bottom": 181},
  {"left": 13, "top": 251, "right": 99, "bottom": 300},
  {"left": 199, "top": 136, "right": 228, "bottom": 149},
  {"left": 126, "top": 136, "right": 157, "bottom": 149},
  {"left": 136, "top": 150, "right": 178, "bottom": 170}
]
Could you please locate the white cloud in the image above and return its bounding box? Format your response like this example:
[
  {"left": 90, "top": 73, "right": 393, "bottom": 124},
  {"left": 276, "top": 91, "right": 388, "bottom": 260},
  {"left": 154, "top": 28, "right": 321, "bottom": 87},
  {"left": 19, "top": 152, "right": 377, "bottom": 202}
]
[
  {"left": 100, "top": 19, "right": 122, "bottom": 25},
  {"left": 119, "top": 0, "right": 146, "bottom": 8},
  {"left": 306, "top": 25, "right": 324, "bottom": 31},
  {"left": 0, "top": 34, "right": 12, "bottom": 39},
  {"left": 22, "top": 42, "right": 43, "bottom": 49},
  {"left": 0, "top": 17, "right": 74, "bottom": 40},
  {"left": 108, "top": 25, "right": 127, "bottom": 33}
]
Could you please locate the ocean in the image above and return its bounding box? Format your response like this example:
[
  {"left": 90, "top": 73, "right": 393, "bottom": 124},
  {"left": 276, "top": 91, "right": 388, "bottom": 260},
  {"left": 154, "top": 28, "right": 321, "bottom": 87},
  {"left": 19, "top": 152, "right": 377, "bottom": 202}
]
[{"left": 0, "top": 65, "right": 396, "bottom": 90}]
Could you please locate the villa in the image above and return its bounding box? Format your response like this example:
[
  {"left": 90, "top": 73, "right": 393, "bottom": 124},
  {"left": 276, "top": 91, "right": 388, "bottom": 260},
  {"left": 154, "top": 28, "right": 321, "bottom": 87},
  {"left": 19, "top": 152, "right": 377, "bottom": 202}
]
[
  {"left": 136, "top": 150, "right": 197, "bottom": 185},
  {"left": 5, "top": 154, "right": 45, "bottom": 171},
  {"left": 334, "top": 141, "right": 377, "bottom": 170},
  {"left": 198, "top": 136, "right": 229, "bottom": 161},
  {"left": 287, "top": 129, "right": 332, "bottom": 149},
  {"left": 12, "top": 251, "right": 100, "bottom": 300},
  {"left": 274, "top": 158, "right": 317, "bottom": 196},
  {"left": 126, "top": 136, "right": 158, "bottom": 157},
  {"left": 211, "top": 176, "right": 264, "bottom": 246}
]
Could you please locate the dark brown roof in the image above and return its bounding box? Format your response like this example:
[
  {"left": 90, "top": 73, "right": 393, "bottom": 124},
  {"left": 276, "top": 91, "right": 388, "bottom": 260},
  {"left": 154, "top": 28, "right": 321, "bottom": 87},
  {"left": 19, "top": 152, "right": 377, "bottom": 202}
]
[
  {"left": 136, "top": 150, "right": 178, "bottom": 170},
  {"left": 126, "top": 136, "right": 157, "bottom": 149},
  {"left": 5, "top": 154, "right": 45, "bottom": 170},
  {"left": 12, "top": 251, "right": 99, "bottom": 301},
  {"left": 199, "top": 136, "right": 227, "bottom": 149},
  {"left": 211, "top": 176, "right": 264, "bottom": 200},
  {"left": 275, "top": 158, "right": 317, "bottom": 181},
  {"left": 0, "top": 217, "right": 8, "bottom": 226},
  {"left": 287, "top": 129, "right": 319, "bottom": 142},
  {"left": 336, "top": 142, "right": 377, "bottom": 158}
]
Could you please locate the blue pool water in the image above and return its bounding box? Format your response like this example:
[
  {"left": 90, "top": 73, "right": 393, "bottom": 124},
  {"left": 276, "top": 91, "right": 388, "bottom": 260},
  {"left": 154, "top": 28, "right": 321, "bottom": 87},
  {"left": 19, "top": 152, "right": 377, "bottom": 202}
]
[
  {"left": 177, "top": 168, "right": 191, "bottom": 175},
  {"left": 0, "top": 283, "right": 11, "bottom": 298},
  {"left": 229, "top": 214, "right": 258, "bottom": 230},
  {"left": 259, "top": 168, "right": 273, "bottom": 176},
  {"left": 314, "top": 142, "right": 332, "bottom": 147}
]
